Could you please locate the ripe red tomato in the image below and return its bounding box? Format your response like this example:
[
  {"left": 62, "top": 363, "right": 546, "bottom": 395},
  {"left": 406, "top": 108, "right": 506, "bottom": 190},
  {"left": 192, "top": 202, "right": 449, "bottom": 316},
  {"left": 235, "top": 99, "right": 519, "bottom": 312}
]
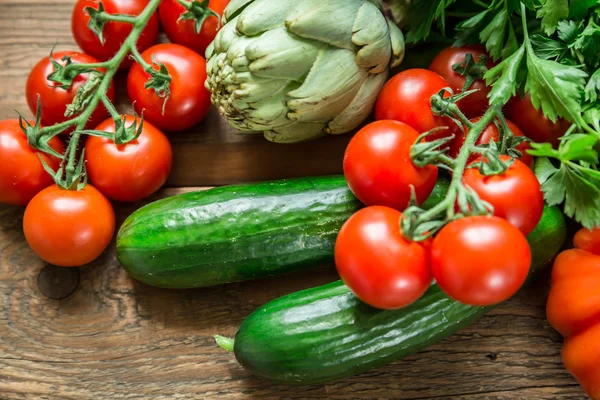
[
  {"left": 450, "top": 118, "right": 533, "bottom": 167},
  {"left": 23, "top": 185, "right": 115, "bottom": 267},
  {"left": 26, "top": 51, "right": 115, "bottom": 129},
  {"left": 0, "top": 120, "right": 64, "bottom": 206},
  {"left": 429, "top": 46, "right": 495, "bottom": 118},
  {"left": 574, "top": 227, "right": 600, "bottom": 256},
  {"left": 431, "top": 216, "right": 531, "bottom": 306},
  {"left": 127, "top": 44, "right": 212, "bottom": 131},
  {"left": 343, "top": 120, "right": 438, "bottom": 210},
  {"left": 505, "top": 93, "right": 571, "bottom": 147},
  {"left": 159, "top": 0, "right": 229, "bottom": 56},
  {"left": 462, "top": 156, "right": 543, "bottom": 235},
  {"left": 375, "top": 69, "right": 453, "bottom": 138},
  {"left": 85, "top": 116, "right": 173, "bottom": 202},
  {"left": 71, "top": 0, "right": 159, "bottom": 66},
  {"left": 335, "top": 206, "right": 432, "bottom": 310}
]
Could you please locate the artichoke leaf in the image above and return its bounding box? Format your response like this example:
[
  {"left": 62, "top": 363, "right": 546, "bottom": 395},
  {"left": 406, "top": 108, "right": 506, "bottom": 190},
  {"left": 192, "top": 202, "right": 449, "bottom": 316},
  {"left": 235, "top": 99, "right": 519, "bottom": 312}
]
[
  {"left": 288, "top": 48, "right": 367, "bottom": 122},
  {"left": 388, "top": 20, "right": 405, "bottom": 68},
  {"left": 353, "top": 1, "right": 392, "bottom": 73},
  {"left": 222, "top": 0, "right": 254, "bottom": 25},
  {"left": 265, "top": 122, "right": 327, "bottom": 144},
  {"left": 246, "top": 27, "right": 322, "bottom": 81},
  {"left": 285, "top": 0, "right": 362, "bottom": 51},
  {"left": 233, "top": 73, "right": 290, "bottom": 101},
  {"left": 236, "top": 0, "right": 297, "bottom": 36},
  {"left": 328, "top": 72, "right": 388, "bottom": 134}
]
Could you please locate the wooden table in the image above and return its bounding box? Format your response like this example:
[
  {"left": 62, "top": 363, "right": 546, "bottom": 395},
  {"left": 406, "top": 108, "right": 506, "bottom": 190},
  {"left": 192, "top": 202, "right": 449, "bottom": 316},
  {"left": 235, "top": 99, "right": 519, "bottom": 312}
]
[{"left": 0, "top": 1, "right": 587, "bottom": 399}]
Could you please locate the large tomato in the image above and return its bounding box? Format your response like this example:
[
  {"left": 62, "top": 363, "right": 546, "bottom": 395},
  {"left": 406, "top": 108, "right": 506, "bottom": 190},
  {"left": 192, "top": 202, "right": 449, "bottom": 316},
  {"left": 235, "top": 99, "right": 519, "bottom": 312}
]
[
  {"left": 343, "top": 120, "right": 438, "bottom": 210},
  {"left": 127, "top": 44, "right": 212, "bottom": 131},
  {"left": 85, "top": 116, "right": 173, "bottom": 202},
  {"left": 429, "top": 46, "right": 494, "bottom": 118},
  {"left": 450, "top": 118, "right": 533, "bottom": 166},
  {"left": 375, "top": 69, "right": 453, "bottom": 138},
  {"left": 23, "top": 185, "right": 115, "bottom": 267},
  {"left": 71, "top": 0, "right": 159, "bottom": 66},
  {"left": 431, "top": 216, "right": 531, "bottom": 306},
  {"left": 0, "top": 120, "right": 64, "bottom": 206},
  {"left": 159, "top": 0, "right": 229, "bottom": 56},
  {"left": 335, "top": 206, "right": 432, "bottom": 310},
  {"left": 505, "top": 93, "right": 571, "bottom": 147},
  {"left": 462, "top": 156, "right": 543, "bottom": 235},
  {"left": 26, "top": 51, "right": 115, "bottom": 129}
]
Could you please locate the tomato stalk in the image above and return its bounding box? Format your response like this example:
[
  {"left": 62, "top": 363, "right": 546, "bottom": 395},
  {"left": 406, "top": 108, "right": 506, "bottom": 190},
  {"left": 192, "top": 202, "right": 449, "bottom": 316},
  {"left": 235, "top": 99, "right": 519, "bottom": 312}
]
[
  {"left": 175, "top": 0, "right": 221, "bottom": 33},
  {"left": 25, "top": 0, "right": 164, "bottom": 190}
]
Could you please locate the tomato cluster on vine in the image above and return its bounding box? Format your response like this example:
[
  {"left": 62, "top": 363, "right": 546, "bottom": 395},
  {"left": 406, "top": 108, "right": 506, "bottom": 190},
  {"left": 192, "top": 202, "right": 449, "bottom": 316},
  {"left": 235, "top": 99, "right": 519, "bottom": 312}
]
[
  {"left": 0, "top": 0, "right": 228, "bottom": 267},
  {"left": 337, "top": 47, "right": 550, "bottom": 310}
]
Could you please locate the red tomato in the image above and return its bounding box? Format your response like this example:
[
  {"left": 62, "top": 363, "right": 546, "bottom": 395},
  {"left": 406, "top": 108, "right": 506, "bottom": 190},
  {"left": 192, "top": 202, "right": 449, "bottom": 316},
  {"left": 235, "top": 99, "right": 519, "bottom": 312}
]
[
  {"left": 563, "top": 323, "right": 600, "bottom": 400},
  {"left": 375, "top": 69, "right": 453, "bottom": 138},
  {"left": 335, "top": 206, "right": 432, "bottom": 310},
  {"left": 462, "top": 156, "right": 543, "bottom": 235},
  {"left": 159, "top": 0, "right": 229, "bottom": 56},
  {"left": 0, "top": 120, "right": 64, "bottom": 206},
  {"left": 23, "top": 185, "right": 115, "bottom": 267},
  {"left": 574, "top": 227, "right": 600, "bottom": 256},
  {"left": 450, "top": 118, "right": 533, "bottom": 166},
  {"left": 505, "top": 93, "right": 571, "bottom": 147},
  {"left": 431, "top": 216, "right": 531, "bottom": 306},
  {"left": 26, "top": 51, "right": 115, "bottom": 129},
  {"left": 71, "top": 0, "right": 159, "bottom": 66},
  {"left": 85, "top": 116, "right": 173, "bottom": 202},
  {"left": 429, "top": 46, "right": 495, "bottom": 118},
  {"left": 127, "top": 44, "right": 212, "bottom": 131},
  {"left": 343, "top": 120, "right": 438, "bottom": 210}
]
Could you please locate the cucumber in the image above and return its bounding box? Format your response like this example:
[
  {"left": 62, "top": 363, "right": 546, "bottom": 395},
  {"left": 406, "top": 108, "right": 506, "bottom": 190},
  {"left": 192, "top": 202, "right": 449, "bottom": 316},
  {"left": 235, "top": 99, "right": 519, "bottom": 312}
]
[
  {"left": 228, "top": 206, "right": 567, "bottom": 384},
  {"left": 117, "top": 176, "right": 449, "bottom": 288}
]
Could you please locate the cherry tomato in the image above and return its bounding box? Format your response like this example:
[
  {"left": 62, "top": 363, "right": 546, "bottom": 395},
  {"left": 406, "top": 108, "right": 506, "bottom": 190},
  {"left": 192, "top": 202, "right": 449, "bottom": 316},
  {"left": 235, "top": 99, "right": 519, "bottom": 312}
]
[
  {"left": 462, "top": 156, "right": 543, "bottom": 235},
  {"left": 127, "top": 44, "right": 211, "bottom": 131},
  {"left": 375, "top": 69, "right": 453, "bottom": 139},
  {"left": 450, "top": 118, "right": 533, "bottom": 166},
  {"left": 574, "top": 227, "right": 600, "bottom": 256},
  {"left": 23, "top": 185, "right": 115, "bottom": 267},
  {"left": 85, "top": 116, "right": 173, "bottom": 202},
  {"left": 431, "top": 216, "right": 531, "bottom": 306},
  {"left": 159, "top": 0, "right": 229, "bottom": 56},
  {"left": 505, "top": 93, "right": 572, "bottom": 147},
  {"left": 26, "top": 51, "right": 115, "bottom": 129},
  {"left": 335, "top": 206, "right": 432, "bottom": 310},
  {"left": 343, "top": 120, "right": 438, "bottom": 210},
  {"left": 429, "top": 46, "right": 495, "bottom": 118},
  {"left": 71, "top": 0, "right": 159, "bottom": 66},
  {"left": 0, "top": 120, "right": 64, "bottom": 206}
]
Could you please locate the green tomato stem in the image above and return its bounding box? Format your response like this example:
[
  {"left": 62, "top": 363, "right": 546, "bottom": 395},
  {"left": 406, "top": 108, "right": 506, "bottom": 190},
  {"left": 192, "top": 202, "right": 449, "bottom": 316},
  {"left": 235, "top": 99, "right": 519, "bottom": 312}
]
[{"left": 99, "top": 13, "right": 138, "bottom": 24}]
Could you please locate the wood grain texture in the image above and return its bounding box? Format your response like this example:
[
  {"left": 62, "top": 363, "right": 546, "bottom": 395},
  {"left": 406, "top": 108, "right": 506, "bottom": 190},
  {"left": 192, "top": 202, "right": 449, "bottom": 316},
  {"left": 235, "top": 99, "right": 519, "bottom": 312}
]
[{"left": 0, "top": 0, "right": 587, "bottom": 399}]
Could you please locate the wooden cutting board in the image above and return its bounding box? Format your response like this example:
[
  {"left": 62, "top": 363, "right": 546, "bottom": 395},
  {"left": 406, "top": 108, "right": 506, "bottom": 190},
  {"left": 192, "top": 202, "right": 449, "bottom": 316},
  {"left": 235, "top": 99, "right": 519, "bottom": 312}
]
[{"left": 0, "top": 1, "right": 585, "bottom": 399}]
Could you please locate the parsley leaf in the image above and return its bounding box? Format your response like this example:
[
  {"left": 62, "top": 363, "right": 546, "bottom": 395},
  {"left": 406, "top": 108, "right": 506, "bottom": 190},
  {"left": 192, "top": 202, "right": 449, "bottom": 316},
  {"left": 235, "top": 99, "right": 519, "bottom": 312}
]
[
  {"left": 585, "top": 69, "right": 600, "bottom": 102},
  {"left": 454, "top": 8, "right": 492, "bottom": 47},
  {"left": 574, "top": 22, "right": 600, "bottom": 68},
  {"left": 480, "top": 8, "right": 510, "bottom": 60},
  {"left": 530, "top": 34, "right": 568, "bottom": 59},
  {"left": 406, "top": 0, "right": 456, "bottom": 43},
  {"left": 569, "top": 0, "right": 599, "bottom": 19},
  {"left": 537, "top": 0, "right": 569, "bottom": 35},
  {"left": 485, "top": 44, "right": 526, "bottom": 105}
]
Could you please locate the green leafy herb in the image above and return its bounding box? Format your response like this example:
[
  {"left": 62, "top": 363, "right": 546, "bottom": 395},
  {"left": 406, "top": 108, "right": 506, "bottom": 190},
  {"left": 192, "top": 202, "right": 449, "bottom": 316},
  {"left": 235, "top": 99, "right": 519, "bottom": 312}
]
[{"left": 537, "top": 0, "right": 569, "bottom": 35}]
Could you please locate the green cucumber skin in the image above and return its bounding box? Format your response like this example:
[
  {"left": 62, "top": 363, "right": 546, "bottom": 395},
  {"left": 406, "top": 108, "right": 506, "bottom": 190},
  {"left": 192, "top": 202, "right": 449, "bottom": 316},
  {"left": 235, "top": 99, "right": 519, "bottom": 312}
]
[
  {"left": 233, "top": 206, "right": 567, "bottom": 385},
  {"left": 117, "top": 176, "right": 362, "bottom": 288}
]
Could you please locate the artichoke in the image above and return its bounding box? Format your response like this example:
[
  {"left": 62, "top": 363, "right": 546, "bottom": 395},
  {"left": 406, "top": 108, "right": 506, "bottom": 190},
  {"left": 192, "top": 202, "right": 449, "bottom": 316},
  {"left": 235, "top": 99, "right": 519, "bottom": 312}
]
[{"left": 205, "top": 0, "right": 405, "bottom": 143}]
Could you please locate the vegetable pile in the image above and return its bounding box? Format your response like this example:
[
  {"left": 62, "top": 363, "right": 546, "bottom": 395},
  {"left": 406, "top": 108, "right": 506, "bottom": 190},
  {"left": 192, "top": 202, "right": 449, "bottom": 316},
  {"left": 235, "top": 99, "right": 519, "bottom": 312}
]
[{"left": 1, "top": 0, "right": 599, "bottom": 397}]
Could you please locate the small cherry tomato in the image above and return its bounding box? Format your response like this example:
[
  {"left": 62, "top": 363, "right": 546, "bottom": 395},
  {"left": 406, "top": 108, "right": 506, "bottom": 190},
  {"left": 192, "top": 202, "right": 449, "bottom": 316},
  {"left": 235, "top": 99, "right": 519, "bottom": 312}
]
[
  {"left": 71, "top": 0, "right": 159, "bottom": 66},
  {"left": 335, "top": 206, "right": 432, "bottom": 310},
  {"left": 431, "top": 216, "right": 531, "bottom": 306},
  {"left": 26, "top": 51, "right": 115, "bottom": 129},
  {"left": 159, "top": 0, "right": 229, "bottom": 56},
  {"left": 85, "top": 116, "right": 173, "bottom": 202},
  {"left": 429, "top": 46, "right": 495, "bottom": 118},
  {"left": 463, "top": 156, "right": 543, "bottom": 235},
  {"left": 0, "top": 120, "right": 64, "bottom": 206},
  {"left": 23, "top": 185, "right": 115, "bottom": 267},
  {"left": 343, "top": 120, "right": 438, "bottom": 210},
  {"left": 450, "top": 118, "right": 533, "bottom": 167},
  {"left": 574, "top": 227, "right": 600, "bottom": 256},
  {"left": 127, "top": 44, "right": 212, "bottom": 131},
  {"left": 505, "top": 93, "right": 572, "bottom": 147},
  {"left": 375, "top": 69, "right": 453, "bottom": 139}
]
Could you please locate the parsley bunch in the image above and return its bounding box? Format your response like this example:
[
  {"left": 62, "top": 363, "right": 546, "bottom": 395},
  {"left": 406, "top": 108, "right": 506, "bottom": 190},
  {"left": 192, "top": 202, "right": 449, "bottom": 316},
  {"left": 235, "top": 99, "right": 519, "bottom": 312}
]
[{"left": 390, "top": 0, "right": 600, "bottom": 228}]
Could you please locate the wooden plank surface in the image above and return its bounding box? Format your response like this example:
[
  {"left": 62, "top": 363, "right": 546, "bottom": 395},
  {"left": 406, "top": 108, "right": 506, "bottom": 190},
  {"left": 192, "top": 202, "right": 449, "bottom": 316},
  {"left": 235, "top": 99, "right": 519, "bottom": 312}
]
[{"left": 0, "top": 1, "right": 587, "bottom": 399}]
